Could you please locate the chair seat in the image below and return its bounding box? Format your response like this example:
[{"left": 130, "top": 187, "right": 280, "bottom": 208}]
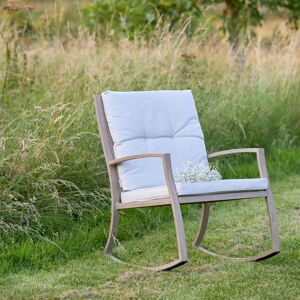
[{"left": 121, "top": 178, "right": 268, "bottom": 203}]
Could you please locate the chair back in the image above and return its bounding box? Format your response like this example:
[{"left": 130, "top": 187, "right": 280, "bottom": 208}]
[{"left": 97, "top": 90, "right": 208, "bottom": 191}]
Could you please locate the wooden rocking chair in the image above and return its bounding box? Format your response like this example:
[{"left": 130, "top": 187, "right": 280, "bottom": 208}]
[{"left": 94, "top": 90, "right": 280, "bottom": 271}]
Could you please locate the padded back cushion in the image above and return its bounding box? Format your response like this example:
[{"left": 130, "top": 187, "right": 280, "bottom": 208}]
[{"left": 102, "top": 90, "right": 208, "bottom": 191}]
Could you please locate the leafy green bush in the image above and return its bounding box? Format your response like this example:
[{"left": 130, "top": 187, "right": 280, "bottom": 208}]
[
  {"left": 81, "top": 0, "right": 203, "bottom": 39},
  {"left": 82, "top": 0, "right": 300, "bottom": 43},
  {"left": 202, "top": 0, "right": 300, "bottom": 47}
]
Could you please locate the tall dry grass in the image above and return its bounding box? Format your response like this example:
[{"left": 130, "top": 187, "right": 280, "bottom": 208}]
[{"left": 0, "top": 19, "right": 300, "bottom": 238}]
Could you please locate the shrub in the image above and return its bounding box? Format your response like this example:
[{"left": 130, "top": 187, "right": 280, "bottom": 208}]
[{"left": 81, "top": 0, "right": 203, "bottom": 39}]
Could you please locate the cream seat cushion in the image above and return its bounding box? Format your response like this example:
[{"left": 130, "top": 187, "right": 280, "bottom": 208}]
[{"left": 121, "top": 178, "right": 268, "bottom": 203}]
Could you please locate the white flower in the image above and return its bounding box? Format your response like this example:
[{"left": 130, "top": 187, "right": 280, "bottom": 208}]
[{"left": 174, "top": 161, "right": 222, "bottom": 183}]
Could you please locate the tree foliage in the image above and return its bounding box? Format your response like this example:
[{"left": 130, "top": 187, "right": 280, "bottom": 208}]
[
  {"left": 81, "top": 0, "right": 202, "bottom": 39},
  {"left": 203, "top": 0, "right": 300, "bottom": 46},
  {"left": 82, "top": 0, "right": 300, "bottom": 43}
]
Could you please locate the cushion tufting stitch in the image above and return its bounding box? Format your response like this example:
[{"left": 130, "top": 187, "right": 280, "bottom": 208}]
[{"left": 102, "top": 90, "right": 208, "bottom": 190}]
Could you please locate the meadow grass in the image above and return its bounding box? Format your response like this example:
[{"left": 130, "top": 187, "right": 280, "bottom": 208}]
[
  {"left": 0, "top": 9, "right": 300, "bottom": 298},
  {"left": 1, "top": 22, "right": 299, "bottom": 233},
  {"left": 0, "top": 175, "right": 299, "bottom": 299}
]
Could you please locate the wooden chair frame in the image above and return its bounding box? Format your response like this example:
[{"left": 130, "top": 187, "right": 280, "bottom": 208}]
[{"left": 95, "top": 94, "right": 280, "bottom": 271}]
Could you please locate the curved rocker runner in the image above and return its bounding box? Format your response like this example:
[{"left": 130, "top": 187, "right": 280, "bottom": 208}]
[{"left": 94, "top": 90, "right": 280, "bottom": 271}]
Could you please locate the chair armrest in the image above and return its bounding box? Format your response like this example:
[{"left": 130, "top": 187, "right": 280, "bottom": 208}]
[
  {"left": 108, "top": 153, "right": 169, "bottom": 166},
  {"left": 208, "top": 148, "right": 269, "bottom": 179},
  {"left": 208, "top": 148, "right": 263, "bottom": 158},
  {"left": 108, "top": 153, "right": 179, "bottom": 198}
]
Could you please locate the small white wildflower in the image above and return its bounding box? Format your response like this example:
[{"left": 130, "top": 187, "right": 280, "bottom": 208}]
[{"left": 174, "top": 161, "right": 222, "bottom": 183}]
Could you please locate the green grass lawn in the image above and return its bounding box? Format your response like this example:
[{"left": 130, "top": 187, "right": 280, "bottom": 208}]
[
  {"left": 1, "top": 6, "right": 300, "bottom": 298},
  {"left": 0, "top": 175, "right": 299, "bottom": 299}
]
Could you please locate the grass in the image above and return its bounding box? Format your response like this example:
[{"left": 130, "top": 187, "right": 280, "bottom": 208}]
[
  {"left": 0, "top": 175, "right": 299, "bottom": 299},
  {"left": 0, "top": 2, "right": 300, "bottom": 299}
]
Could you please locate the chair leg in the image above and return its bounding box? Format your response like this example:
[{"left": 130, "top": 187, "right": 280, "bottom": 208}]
[
  {"left": 193, "top": 203, "right": 210, "bottom": 247},
  {"left": 104, "top": 201, "right": 188, "bottom": 271},
  {"left": 265, "top": 189, "right": 280, "bottom": 255},
  {"left": 193, "top": 193, "right": 280, "bottom": 261},
  {"left": 104, "top": 206, "right": 119, "bottom": 256}
]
